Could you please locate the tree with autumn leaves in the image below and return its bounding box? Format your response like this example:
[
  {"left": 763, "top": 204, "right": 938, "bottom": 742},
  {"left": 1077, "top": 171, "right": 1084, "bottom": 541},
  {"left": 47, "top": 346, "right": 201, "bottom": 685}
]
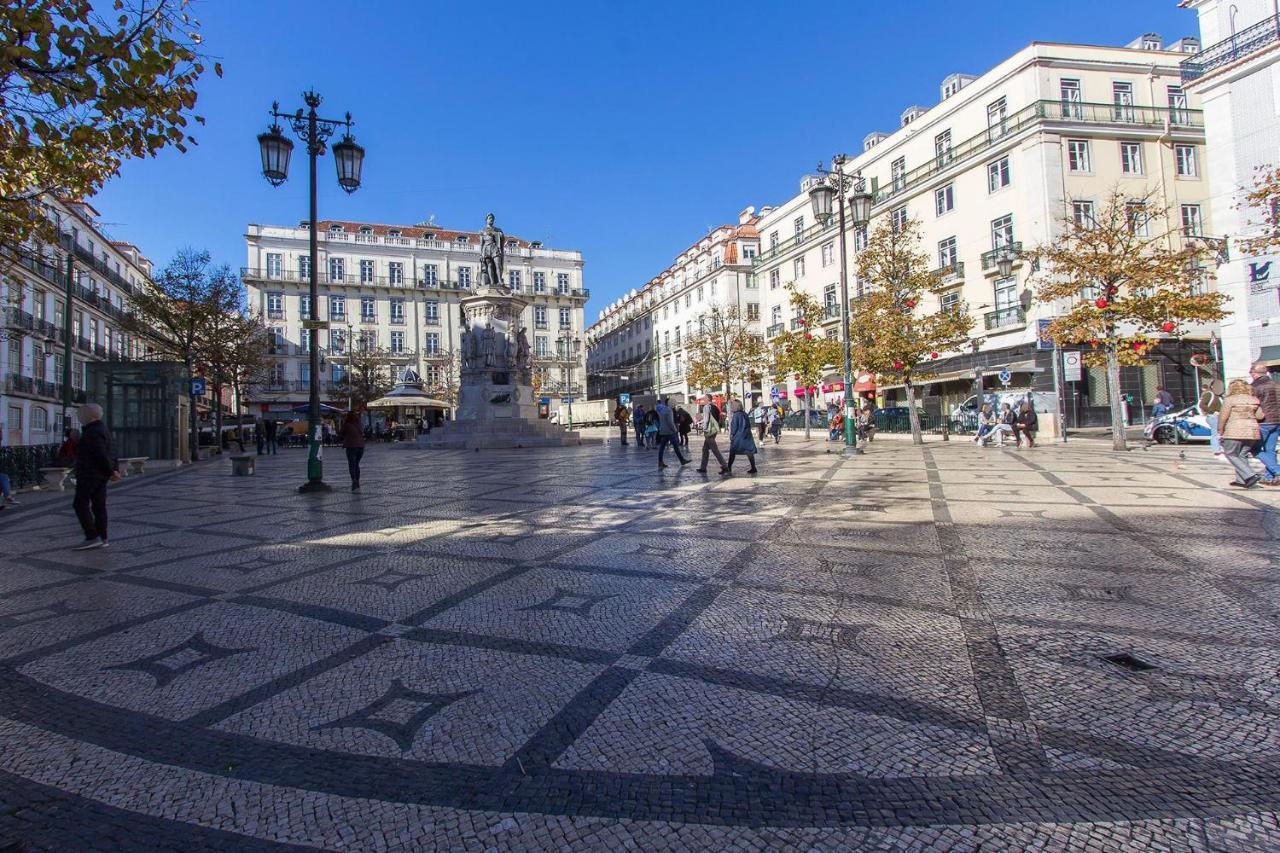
[
  {"left": 851, "top": 218, "right": 974, "bottom": 445},
  {"left": 1240, "top": 164, "right": 1280, "bottom": 257},
  {"left": 770, "top": 284, "right": 840, "bottom": 439},
  {"left": 1028, "top": 189, "right": 1227, "bottom": 451},
  {"left": 1, "top": 1, "right": 216, "bottom": 257},
  {"left": 684, "top": 303, "right": 768, "bottom": 404}
]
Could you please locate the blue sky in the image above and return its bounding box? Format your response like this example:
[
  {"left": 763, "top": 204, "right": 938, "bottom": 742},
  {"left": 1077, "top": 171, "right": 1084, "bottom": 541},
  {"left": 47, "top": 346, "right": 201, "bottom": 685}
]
[{"left": 93, "top": 0, "right": 1195, "bottom": 318}]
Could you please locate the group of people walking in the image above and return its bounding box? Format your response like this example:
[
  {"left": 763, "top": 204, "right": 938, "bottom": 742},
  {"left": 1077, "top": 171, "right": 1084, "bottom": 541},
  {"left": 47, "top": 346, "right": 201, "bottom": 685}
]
[
  {"left": 615, "top": 399, "right": 759, "bottom": 474},
  {"left": 1214, "top": 363, "right": 1280, "bottom": 489}
]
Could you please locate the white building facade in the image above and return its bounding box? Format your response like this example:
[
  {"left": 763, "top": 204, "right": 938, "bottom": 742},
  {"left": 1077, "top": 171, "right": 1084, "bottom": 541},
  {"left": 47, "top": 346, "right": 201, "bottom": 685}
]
[
  {"left": 752, "top": 35, "right": 1215, "bottom": 426},
  {"left": 242, "top": 220, "right": 587, "bottom": 416},
  {"left": 1180, "top": 0, "right": 1280, "bottom": 376},
  {"left": 586, "top": 210, "right": 761, "bottom": 405},
  {"left": 2, "top": 199, "right": 157, "bottom": 447}
]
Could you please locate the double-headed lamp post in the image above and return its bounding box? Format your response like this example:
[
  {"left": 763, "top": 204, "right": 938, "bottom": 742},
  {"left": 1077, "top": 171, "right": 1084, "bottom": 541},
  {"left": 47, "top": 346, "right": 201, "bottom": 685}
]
[
  {"left": 807, "top": 155, "right": 873, "bottom": 454},
  {"left": 257, "top": 90, "right": 365, "bottom": 493}
]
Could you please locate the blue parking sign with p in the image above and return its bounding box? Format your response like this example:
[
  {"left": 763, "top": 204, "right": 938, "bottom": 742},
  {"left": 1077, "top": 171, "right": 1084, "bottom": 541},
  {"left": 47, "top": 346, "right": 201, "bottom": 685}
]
[{"left": 190, "top": 377, "right": 206, "bottom": 397}]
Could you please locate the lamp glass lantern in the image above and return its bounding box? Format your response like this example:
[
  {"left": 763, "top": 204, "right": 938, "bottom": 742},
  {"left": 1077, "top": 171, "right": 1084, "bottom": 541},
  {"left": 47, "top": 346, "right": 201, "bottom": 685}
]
[
  {"left": 848, "top": 186, "right": 873, "bottom": 228},
  {"left": 807, "top": 180, "right": 835, "bottom": 226},
  {"left": 331, "top": 134, "right": 365, "bottom": 193},
  {"left": 996, "top": 248, "right": 1015, "bottom": 278},
  {"left": 257, "top": 125, "right": 293, "bottom": 186}
]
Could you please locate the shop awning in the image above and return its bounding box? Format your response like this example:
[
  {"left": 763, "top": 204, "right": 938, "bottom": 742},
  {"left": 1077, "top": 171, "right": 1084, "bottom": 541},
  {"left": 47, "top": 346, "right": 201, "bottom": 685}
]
[
  {"left": 1259, "top": 345, "right": 1280, "bottom": 365},
  {"left": 876, "top": 359, "right": 1043, "bottom": 392}
]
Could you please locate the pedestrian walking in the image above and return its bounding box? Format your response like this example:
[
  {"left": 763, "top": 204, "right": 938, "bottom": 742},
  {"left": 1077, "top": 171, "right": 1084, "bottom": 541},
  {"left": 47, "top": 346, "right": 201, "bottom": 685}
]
[
  {"left": 676, "top": 406, "right": 693, "bottom": 448},
  {"left": 256, "top": 418, "right": 266, "bottom": 455},
  {"left": 614, "top": 403, "right": 630, "bottom": 445},
  {"left": 655, "top": 397, "right": 690, "bottom": 468},
  {"left": 768, "top": 407, "right": 783, "bottom": 444},
  {"left": 0, "top": 471, "right": 16, "bottom": 508},
  {"left": 696, "top": 399, "right": 728, "bottom": 474},
  {"left": 341, "top": 410, "right": 366, "bottom": 492},
  {"left": 1249, "top": 362, "right": 1280, "bottom": 483},
  {"left": 71, "top": 403, "right": 119, "bottom": 550},
  {"left": 754, "top": 402, "right": 769, "bottom": 441},
  {"left": 632, "top": 404, "right": 646, "bottom": 447},
  {"left": 58, "top": 427, "right": 79, "bottom": 466},
  {"left": 1198, "top": 380, "right": 1223, "bottom": 457},
  {"left": 264, "top": 418, "right": 279, "bottom": 454},
  {"left": 644, "top": 408, "right": 659, "bottom": 449},
  {"left": 1219, "top": 378, "right": 1267, "bottom": 488},
  {"left": 1014, "top": 402, "right": 1038, "bottom": 448},
  {"left": 724, "top": 399, "right": 758, "bottom": 475}
]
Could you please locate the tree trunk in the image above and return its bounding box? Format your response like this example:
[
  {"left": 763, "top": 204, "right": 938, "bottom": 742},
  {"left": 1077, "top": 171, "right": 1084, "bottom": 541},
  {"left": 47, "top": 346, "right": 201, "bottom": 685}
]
[
  {"left": 1105, "top": 346, "right": 1127, "bottom": 452},
  {"left": 232, "top": 379, "right": 243, "bottom": 448},
  {"left": 213, "top": 381, "right": 224, "bottom": 452},
  {"left": 186, "top": 356, "right": 199, "bottom": 463},
  {"left": 803, "top": 392, "right": 811, "bottom": 440},
  {"left": 906, "top": 382, "right": 923, "bottom": 446}
]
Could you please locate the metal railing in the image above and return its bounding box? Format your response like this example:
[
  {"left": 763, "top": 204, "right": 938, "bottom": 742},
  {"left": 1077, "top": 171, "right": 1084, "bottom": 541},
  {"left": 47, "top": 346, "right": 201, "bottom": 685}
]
[
  {"left": 980, "top": 243, "right": 1024, "bottom": 272},
  {"left": 0, "top": 443, "right": 63, "bottom": 489},
  {"left": 872, "top": 100, "right": 1203, "bottom": 208},
  {"left": 823, "top": 304, "right": 840, "bottom": 320},
  {"left": 753, "top": 221, "right": 837, "bottom": 267},
  {"left": 1182, "top": 14, "right": 1280, "bottom": 82},
  {"left": 933, "top": 261, "right": 965, "bottom": 283},
  {"left": 984, "top": 306, "right": 1026, "bottom": 331},
  {"left": 766, "top": 323, "right": 784, "bottom": 338}
]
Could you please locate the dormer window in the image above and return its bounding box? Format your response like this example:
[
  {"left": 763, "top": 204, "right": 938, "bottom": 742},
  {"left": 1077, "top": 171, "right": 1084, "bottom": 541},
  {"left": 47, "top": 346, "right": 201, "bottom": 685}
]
[
  {"left": 388, "top": 229, "right": 401, "bottom": 237},
  {"left": 359, "top": 226, "right": 373, "bottom": 235},
  {"left": 455, "top": 235, "right": 468, "bottom": 244},
  {"left": 422, "top": 232, "right": 435, "bottom": 241},
  {"left": 329, "top": 224, "right": 344, "bottom": 232}
]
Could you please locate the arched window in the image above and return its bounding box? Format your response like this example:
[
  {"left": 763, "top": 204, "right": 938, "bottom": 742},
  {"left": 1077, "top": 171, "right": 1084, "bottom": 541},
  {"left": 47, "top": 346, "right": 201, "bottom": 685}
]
[
  {"left": 455, "top": 235, "right": 468, "bottom": 244},
  {"left": 359, "top": 226, "right": 373, "bottom": 235},
  {"left": 328, "top": 224, "right": 344, "bottom": 232},
  {"left": 388, "top": 229, "right": 401, "bottom": 237}
]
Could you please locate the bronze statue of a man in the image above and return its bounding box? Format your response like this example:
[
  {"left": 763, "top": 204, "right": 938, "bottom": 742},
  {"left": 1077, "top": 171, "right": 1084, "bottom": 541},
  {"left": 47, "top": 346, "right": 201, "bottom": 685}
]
[{"left": 479, "top": 212, "right": 505, "bottom": 289}]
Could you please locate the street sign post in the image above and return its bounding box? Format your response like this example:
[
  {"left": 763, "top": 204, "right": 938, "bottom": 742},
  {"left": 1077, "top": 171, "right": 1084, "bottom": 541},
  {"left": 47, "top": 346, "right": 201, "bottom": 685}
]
[
  {"left": 301, "top": 319, "right": 330, "bottom": 330},
  {"left": 1062, "top": 351, "right": 1082, "bottom": 383},
  {"left": 190, "top": 377, "right": 206, "bottom": 397},
  {"left": 998, "top": 369, "right": 1011, "bottom": 387},
  {"left": 619, "top": 393, "right": 631, "bottom": 406}
]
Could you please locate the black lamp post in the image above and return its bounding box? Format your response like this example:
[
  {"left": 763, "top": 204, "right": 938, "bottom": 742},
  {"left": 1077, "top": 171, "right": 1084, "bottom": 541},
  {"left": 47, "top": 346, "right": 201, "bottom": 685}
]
[
  {"left": 809, "top": 155, "right": 872, "bottom": 454},
  {"left": 257, "top": 91, "right": 365, "bottom": 493}
]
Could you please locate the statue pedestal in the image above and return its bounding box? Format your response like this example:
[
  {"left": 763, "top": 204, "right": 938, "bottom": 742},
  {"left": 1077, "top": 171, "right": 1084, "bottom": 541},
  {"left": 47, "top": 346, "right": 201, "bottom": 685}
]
[{"left": 418, "top": 289, "right": 581, "bottom": 450}]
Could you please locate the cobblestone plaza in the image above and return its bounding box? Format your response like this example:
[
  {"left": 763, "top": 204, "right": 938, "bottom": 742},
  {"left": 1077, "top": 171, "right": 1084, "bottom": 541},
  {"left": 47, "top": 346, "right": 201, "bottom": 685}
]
[{"left": 1, "top": 436, "right": 1279, "bottom": 850}]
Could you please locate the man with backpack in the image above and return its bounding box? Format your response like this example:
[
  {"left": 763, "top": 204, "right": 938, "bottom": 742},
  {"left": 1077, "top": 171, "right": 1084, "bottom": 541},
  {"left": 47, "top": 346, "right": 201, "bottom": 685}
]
[{"left": 697, "top": 398, "right": 728, "bottom": 473}]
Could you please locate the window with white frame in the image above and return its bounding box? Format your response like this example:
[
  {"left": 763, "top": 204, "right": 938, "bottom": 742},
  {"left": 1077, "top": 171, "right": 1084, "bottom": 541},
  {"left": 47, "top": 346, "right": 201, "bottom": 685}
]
[
  {"left": 1112, "top": 81, "right": 1134, "bottom": 121},
  {"left": 299, "top": 294, "right": 311, "bottom": 319},
  {"left": 533, "top": 271, "right": 546, "bottom": 292},
  {"left": 390, "top": 331, "right": 405, "bottom": 353},
  {"left": 941, "top": 291, "right": 961, "bottom": 312},
  {"left": 298, "top": 256, "right": 311, "bottom": 280},
  {"left": 793, "top": 216, "right": 805, "bottom": 238},
  {"left": 268, "top": 326, "right": 285, "bottom": 354},
  {"left": 769, "top": 231, "right": 779, "bottom": 250},
  {"left": 823, "top": 283, "right": 837, "bottom": 312},
  {"left": 328, "top": 257, "right": 345, "bottom": 282},
  {"left": 329, "top": 328, "right": 346, "bottom": 352},
  {"left": 556, "top": 273, "right": 570, "bottom": 293},
  {"left": 424, "top": 300, "right": 439, "bottom": 325},
  {"left": 329, "top": 295, "right": 345, "bottom": 320},
  {"left": 770, "top": 305, "right": 782, "bottom": 324},
  {"left": 986, "top": 97, "right": 1008, "bottom": 140},
  {"left": 558, "top": 307, "right": 570, "bottom": 328},
  {"left": 266, "top": 253, "right": 282, "bottom": 278},
  {"left": 991, "top": 214, "right": 1014, "bottom": 248},
  {"left": 891, "top": 206, "right": 908, "bottom": 233},
  {"left": 421, "top": 264, "right": 438, "bottom": 286},
  {"left": 934, "top": 130, "right": 952, "bottom": 165},
  {"left": 938, "top": 237, "right": 957, "bottom": 270},
  {"left": 769, "top": 269, "right": 780, "bottom": 290},
  {"left": 389, "top": 262, "right": 403, "bottom": 285},
  {"left": 935, "top": 184, "right": 954, "bottom": 216},
  {"left": 1125, "top": 202, "right": 1150, "bottom": 237},
  {"left": 1072, "top": 200, "right": 1096, "bottom": 229},
  {"left": 742, "top": 244, "right": 757, "bottom": 259},
  {"left": 1120, "top": 142, "right": 1144, "bottom": 175},
  {"left": 535, "top": 335, "right": 549, "bottom": 357},
  {"left": 508, "top": 269, "right": 521, "bottom": 289},
  {"left": 267, "top": 292, "right": 284, "bottom": 317},
  {"left": 425, "top": 332, "right": 440, "bottom": 354},
  {"left": 853, "top": 226, "right": 868, "bottom": 251},
  {"left": 793, "top": 256, "right": 805, "bottom": 279},
  {"left": 360, "top": 297, "right": 376, "bottom": 322},
  {"left": 1067, "top": 139, "right": 1091, "bottom": 172},
  {"left": 993, "top": 276, "right": 1019, "bottom": 311},
  {"left": 8, "top": 406, "right": 22, "bottom": 434},
  {"left": 458, "top": 266, "right": 472, "bottom": 288},
  {"left": 1181, "top": 204, "right": 1203, "bottom": 237},
  {"left": 535, "top": 306, "right": 548, "bottom": 328},
  {"left": 1175, "top": 145, "right": 1198, "bottom": 177},
  {"left": 821, "top": 242, "right": 834, "bottom": 267},
  {"left": 891, "top": 157, "right": 906, "bottom": 191},
  {"left": 1167, "top": 84, "right": 1188, "bottom": 124},
  {"left": 746, "top": 302, "right": 760, "bottom": 320},
  {"left": 359, "top": 259, "right": 375, "bottom": 283},
  {"left": 390, "top": 298, "right": 405, "bottom": 324},
  {"left": 357, "top": 329, "right": 376, "bottom": 352},
  {"left": 987, "top": 157, "right": 1010, "bottom": 192},
  {"left": 1060, "top": 78, "right": 1082, "bottom": 118}
]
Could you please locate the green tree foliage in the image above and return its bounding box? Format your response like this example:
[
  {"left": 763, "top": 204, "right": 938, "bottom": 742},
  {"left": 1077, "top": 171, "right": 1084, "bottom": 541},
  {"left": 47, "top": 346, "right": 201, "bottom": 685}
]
[
  {"left": 770, "top": 284, "right": 841, "bottom": 439},
  {"left": 684, "top": 303, "right": 767, "bottom": 402}
]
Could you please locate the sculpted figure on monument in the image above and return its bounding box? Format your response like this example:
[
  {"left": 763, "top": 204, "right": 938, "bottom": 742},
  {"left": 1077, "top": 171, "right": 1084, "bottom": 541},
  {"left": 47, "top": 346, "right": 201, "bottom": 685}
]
[
  {"left": 515, "top": 326, "right": 531, "bottom": 371},
  {"left": 481, "top": 323, "right": 496, "bottom": 366},
  {"left": 479, "top": 213, "right": 505, "bottom": 290}
]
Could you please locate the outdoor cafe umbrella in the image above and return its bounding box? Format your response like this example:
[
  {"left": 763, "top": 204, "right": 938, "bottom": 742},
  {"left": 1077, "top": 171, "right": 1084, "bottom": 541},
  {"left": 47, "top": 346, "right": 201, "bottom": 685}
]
[{"left": 289, "top": 402, "right": 345, "bottom": 416}]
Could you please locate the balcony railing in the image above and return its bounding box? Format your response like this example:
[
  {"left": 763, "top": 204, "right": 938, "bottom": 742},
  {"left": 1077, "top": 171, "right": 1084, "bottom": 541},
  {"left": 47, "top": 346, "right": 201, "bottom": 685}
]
[
  {"left": 766, "top": 323, "right": 784, "bottom": 338},
  {"left": 984, "top": 306, "right": 1026, "bottom": 331},
  {"left": 872, "top": 101, "right": 1203, "bottom": 209},
  {"left": 753, "top": 220, "right": 836, "bottom": 267},
  {"left": 933, "top": 261, "right": 965, "bottom": 283},
  {"left": 980, "top": 243, "right": 1024, "bottom": 273},
  {"left": 1182, "top": 15, "right": 1280, "bottom": 82}
]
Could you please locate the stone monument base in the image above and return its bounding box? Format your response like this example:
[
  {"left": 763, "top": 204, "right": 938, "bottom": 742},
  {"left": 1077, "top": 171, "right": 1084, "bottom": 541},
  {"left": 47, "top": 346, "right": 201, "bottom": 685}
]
[{"left": 417, "top": 379, "right": 582, "bottom": 450}]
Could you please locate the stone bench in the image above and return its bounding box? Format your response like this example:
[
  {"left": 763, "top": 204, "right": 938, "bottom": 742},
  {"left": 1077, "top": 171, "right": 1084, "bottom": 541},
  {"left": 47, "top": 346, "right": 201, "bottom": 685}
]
[
  {"left": 229, "top": 454, "right": 255, "bottom": 476},
  {"left": 118, "top": 457, "right": 149, "bottom": 477},
  {"left": 196, "top": 446, "right": 218, "bottom": 461},
  {"left": 38, "top": 467, "right": 73, "bottom": 491}
]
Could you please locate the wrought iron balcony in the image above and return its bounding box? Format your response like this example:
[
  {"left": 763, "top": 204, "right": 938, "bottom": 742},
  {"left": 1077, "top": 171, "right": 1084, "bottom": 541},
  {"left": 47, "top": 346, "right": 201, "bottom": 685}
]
[
  {"left": 1182, "top": 15, "right": 1280, "bottom": 82},
  {"left": 984, "top": 306, "right": 1026, "bottom": 331},
  {"left": 980, "top": 244, "right": 1024, "bottom": 273},
  {"left": 766, "top": 323, "right": 784, "bottom": 339},
  {"left": 823, "top": 304, "right": 840, "bottom": 320},
  {"left": 933, "top": 261, "right": 965, "bottom": 283}
]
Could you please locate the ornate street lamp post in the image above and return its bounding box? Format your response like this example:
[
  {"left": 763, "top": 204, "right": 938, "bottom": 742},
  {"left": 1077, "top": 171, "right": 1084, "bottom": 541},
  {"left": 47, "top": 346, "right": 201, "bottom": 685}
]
[
  {"left": 809, "top": 154, "right": 872, "bottom": 454},
  {"left": 256, "top": 91, "right": 365, "bottom": 493}
]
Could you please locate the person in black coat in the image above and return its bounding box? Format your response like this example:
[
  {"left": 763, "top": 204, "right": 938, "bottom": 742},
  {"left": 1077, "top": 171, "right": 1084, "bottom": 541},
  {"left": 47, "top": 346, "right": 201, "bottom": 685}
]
[
  {"left": 1014, "top": 402, "right": 1039, "bottom": 448},
  {"left": 72, "top": 403, "right": 118, "bottom": 550}
]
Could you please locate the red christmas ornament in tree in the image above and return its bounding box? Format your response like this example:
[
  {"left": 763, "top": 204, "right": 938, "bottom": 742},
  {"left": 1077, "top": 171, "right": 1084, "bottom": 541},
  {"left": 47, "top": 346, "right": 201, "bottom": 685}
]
[
  {"left": 1161, "top": 321, "right": 1176, "bottom": 333},
  {"left": 1095, "top": 297, "right": 1108, "bottom": 309},
  {"left": 905, "top": 299, "right": 917, "bottom": 309},
  {"left": 798, "top": 319, "right": 806, "bottom": 327},
  {"left": 930, "top": 351, "right": 939, "bottom": 359},
  {"left": 804, "top": 333, "right": 813, "bottom": 341},
  {"left": 893, "top": 361, "right": 904, "bottom": 370},
  {"left": 1131, "top": 340, "right": 1145, "bottom": 352}
]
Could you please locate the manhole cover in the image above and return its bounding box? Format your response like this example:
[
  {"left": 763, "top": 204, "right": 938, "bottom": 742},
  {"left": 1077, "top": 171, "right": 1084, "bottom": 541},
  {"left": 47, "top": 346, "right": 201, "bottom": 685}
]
[{"left": 1101, "top": 652, "right": 1156, "bottom": 672}]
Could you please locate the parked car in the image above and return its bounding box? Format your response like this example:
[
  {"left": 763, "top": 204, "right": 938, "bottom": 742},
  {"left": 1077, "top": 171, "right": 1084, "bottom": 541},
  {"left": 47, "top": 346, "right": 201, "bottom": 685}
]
[{"left": 1143, "top": 404, "right": 1213, "bottom": 444}]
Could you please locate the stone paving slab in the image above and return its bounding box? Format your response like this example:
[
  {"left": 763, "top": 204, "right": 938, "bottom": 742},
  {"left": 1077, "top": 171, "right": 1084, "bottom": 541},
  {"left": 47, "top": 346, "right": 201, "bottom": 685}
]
[{"left": 1, "top": 436, "right": 1278, "bottom": 850}]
